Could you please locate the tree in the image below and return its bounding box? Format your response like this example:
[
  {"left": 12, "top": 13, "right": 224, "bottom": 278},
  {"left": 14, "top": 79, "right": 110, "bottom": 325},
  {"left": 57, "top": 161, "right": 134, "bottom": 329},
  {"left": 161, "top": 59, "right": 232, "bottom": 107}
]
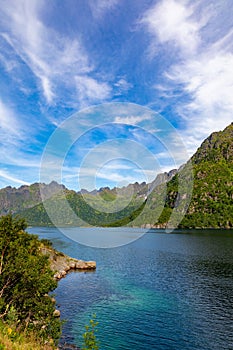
[{"left": 0, "top": 215, "right": 61, "bottom": 344}]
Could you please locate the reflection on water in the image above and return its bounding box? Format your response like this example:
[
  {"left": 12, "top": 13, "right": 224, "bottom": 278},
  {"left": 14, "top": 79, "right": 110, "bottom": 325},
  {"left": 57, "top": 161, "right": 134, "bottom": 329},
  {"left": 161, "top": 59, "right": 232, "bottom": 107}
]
[{"left": 28, "top": 227, "right": 233, "bottom": 350}]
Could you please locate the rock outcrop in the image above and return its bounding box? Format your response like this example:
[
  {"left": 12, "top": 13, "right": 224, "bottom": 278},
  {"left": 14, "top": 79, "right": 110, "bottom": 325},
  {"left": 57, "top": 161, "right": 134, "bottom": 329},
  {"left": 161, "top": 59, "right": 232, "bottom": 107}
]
[{"left": 40, "top": 246, "right": 96, "bottom": 280}]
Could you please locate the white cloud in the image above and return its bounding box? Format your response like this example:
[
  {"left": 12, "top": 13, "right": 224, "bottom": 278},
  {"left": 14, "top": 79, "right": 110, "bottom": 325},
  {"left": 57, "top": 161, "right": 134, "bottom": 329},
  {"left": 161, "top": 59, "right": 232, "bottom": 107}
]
[
  {"left": 96, "top": 169, "right": 144, "bottom": 184},
  {"left": 0, "top": 170, "right": 30, "bottom": 186},
  {"left": 89, "top": 0, "right": 119, "bottom": 18},
  {"left": 171, "top": 54, "right": 233, "bottom": 109},
  {"left": 0, "top": 96, "right": 45, "bottom": 187},
  {"left": 1, "top": 151, "right": 41, "bottom": 169},
  {"left": 142, "top": 0, "right": 233, "bottom": 155},
  {"left": 0, "top": 48, "right": 17, "bottom": 73},
  {"left": 114, "top": 114, "right": 151, "bottom": 124},
  {"left": 0, "top": 99, "right": 22, "bottom": 141},
  {"left": 0, "top": 0, "right": 111, "bottom": 106},
  {"left": 167, "top": 44, "right": 233, "bottom": 152},
  {"left": 141, "top": 0, "right": 206, "bottom": 56},
  {"left": 114, "top": 78, "right": 133, "bottom": 95},
  {"left": 40, "top": 76, "right": 54, "bottom": 105},
  {"left": 0, "top": 97, "right": 43, "bottom": 186},
  {"left": 75, "top": 76, "right": 111, "bottom": 106},
  {"left": 100, "top": 162, "right": 133, "bottom": 171}
]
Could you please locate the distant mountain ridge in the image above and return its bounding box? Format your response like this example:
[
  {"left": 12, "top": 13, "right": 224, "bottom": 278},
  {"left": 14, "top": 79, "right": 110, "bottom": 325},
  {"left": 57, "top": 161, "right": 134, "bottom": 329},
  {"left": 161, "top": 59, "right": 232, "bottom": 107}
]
[
  {"left": 0, "top": 123, "right": 232, "bottom": 228},
  {"left": 0, "top": 171, "right": 177, "bottom": 225},
  {"left": 0, "top": 181, "right": 65, "bottom": 215}
]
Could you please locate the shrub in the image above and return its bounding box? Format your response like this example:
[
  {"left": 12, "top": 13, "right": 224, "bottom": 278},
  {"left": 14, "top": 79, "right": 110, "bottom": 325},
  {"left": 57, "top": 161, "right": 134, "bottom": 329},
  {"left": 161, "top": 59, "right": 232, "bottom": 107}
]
[
  {"left": 82, "top": 314, "right": 99, "bottom": 350},
  {"left": 0, "top": 215, "right": 61, "bottom": 344}
]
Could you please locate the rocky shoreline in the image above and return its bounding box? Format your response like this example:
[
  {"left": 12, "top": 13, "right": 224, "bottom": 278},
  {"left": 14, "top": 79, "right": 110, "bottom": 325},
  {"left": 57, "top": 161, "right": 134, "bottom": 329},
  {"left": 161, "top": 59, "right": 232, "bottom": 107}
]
[
  {"left": 40, "top": 244, "right": 96, "bottom": 349},
  {"left": 40, "top": 246, "right": 96, "bottom": 280}
]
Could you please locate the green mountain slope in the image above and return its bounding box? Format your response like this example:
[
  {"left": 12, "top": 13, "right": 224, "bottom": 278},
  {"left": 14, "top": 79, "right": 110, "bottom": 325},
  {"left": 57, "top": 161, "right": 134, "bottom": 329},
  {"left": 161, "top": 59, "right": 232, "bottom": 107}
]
[
  {"left": 0, "top": 123, "right": 232, "bottom": 229},
  {"left": 18, "top": 189, "right": 145, "bottom": 227},
  {"left": 0, "top": 181, "right": 65, "bottom": 215},
  {"left": 152, "top": 123, "right": 233, "bottom": 228},
  {"left": 180, "top": 123, "right": 233, "bottom": 228}
]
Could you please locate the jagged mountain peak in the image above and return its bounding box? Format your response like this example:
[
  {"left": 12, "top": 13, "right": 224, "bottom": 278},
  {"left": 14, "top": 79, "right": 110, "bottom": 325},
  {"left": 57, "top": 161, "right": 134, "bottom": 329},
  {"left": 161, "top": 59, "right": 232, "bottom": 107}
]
[{"left": 192, "top": 123, "right": 233, "bottom": 164}]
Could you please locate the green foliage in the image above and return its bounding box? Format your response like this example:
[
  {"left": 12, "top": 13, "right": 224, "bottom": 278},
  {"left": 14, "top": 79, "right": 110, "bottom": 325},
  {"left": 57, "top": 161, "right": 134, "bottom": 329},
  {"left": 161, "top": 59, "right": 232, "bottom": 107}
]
[
  {"left": 0, "top": 215, "right": 61, "bottom": 344},
  {"left": 40, "top": 238, "right": 53, "bottom": 247},
  {"left": 2, "top": 124, "right": 233, "bottom": 229},
  {"left": 82, "top": 315, "right": 99, "bottom": 350},
  {"left": 192, "top": 123, "right": 233, "bottom": 164},
  {"left": 126, "top": 123, "right": 233, "bottom": 229},
  {"left": 0, "top": 318, "right": 54, "bottom": 349},
  {"left": 153, "top": 123, "right": 233, "bottom": 228},
  {"left": 19, "top": 190, "right": 145, "bottom": 227},
  {"left": 99, "top": 188, "right": 117, "bottom": 201}
]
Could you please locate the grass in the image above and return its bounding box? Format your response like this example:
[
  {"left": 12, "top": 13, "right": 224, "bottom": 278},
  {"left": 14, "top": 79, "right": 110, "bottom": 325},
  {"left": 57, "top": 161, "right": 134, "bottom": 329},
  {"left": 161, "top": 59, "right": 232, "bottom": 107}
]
[{"left": 0, "top": 322, "right": 55, "bottom": 350}]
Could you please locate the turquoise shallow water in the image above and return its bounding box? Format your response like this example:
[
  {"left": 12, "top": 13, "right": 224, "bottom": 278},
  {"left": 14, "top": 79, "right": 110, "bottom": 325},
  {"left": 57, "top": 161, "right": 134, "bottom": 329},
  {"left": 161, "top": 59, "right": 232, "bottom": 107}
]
[{"left": 28, "top": 227, "right": 233, "bottom": 350}]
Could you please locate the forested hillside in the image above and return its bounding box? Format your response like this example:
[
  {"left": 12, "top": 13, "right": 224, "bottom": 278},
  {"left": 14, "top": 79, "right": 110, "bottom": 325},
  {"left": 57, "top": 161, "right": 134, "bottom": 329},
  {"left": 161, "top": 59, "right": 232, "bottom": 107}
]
[
  {"left": 152, "top": 123, "right": 233, "bottom": 228},
  {"left": 0, "top": 124, "right": 232, "bottom": 229}
]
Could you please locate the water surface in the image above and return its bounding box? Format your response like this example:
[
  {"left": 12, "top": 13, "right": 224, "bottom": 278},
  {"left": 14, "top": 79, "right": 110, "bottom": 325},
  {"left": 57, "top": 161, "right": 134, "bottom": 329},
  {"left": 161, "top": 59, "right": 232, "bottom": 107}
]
[{"left": 28, "top": 227, "right": 233, "bottom": 350}]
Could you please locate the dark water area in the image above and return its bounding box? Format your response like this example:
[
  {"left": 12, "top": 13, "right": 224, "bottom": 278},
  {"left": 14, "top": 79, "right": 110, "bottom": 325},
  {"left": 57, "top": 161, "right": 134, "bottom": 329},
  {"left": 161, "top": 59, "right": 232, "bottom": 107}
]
[{"left": 28, "top": 227, "right": 233, "bottom": 350}]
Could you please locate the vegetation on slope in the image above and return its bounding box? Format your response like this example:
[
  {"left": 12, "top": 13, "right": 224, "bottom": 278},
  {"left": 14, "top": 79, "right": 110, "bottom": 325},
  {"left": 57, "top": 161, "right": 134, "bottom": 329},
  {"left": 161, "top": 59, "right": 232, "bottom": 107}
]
[
  {"left": 0, "top": 215, "right": 61, "bottom": 348},
  {"left": 0, "top": 320, "right": 54, "bottom": 350},
  {"left": 0, "top": 182, "right": 64, "bottom": 216},
  {"left": 18, "top": 190, "right": 145, "bottom": 227},
  {"left": 154, "top": 123, "right": 233, "bottom": 228},
  {"left": 0, "top": 124, "right": 232, "bottom": 229}
]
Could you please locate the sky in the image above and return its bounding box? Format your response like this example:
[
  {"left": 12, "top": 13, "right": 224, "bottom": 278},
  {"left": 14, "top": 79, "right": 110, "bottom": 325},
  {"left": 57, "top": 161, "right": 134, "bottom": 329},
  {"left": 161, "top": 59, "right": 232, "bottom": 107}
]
[{"left": 0, "top": 0, "right": 233, "bottom": 191}]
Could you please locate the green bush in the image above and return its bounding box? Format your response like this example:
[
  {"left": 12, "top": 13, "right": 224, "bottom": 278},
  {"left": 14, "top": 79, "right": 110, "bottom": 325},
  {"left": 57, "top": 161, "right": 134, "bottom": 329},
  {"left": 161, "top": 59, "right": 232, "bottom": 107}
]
[
  {"left": 82, "top": 314, "right": 99, "bottom": 350},
  {"left": 0, "top": 215, "right": 61, "bottom": 344}
]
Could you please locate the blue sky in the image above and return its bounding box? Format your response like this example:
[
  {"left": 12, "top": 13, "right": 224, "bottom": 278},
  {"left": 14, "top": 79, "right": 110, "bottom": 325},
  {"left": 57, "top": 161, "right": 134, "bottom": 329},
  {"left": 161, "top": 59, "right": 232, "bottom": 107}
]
[{"left": 0, "top": 0, "right": 232, "bottom": 190}]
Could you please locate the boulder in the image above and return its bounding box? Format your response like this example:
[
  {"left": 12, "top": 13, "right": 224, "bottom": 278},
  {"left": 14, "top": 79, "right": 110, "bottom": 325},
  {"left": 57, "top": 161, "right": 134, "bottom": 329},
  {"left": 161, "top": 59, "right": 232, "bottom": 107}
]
[
  {"left": 76, "top": 260, "right": 96, "bottom": 270},
  {"left": 53, "top": 309, "right": 61, "bottom": 317},
  {"left": 54, "top": 273, "right": 61, "bottom": 280},
  {"left": 86, "top": 261, "right": 96, "bottom": 269},
  {"left": 64, "top": 265, "right": 70, "bottom": 272},
  {"left": 76, "top": 261, "right": 86, "bottom": 269},
  {"left": 69, "top": 262, "right": 76, "bottom": 269}
]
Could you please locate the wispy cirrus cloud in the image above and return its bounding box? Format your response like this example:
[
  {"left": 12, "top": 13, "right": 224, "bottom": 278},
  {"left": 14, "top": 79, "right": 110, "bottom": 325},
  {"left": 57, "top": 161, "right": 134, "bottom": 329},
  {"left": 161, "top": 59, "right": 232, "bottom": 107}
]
[
  {"left": 88, "top": 0, "right": 120, "bottom": 19},
  {"left": 141, "top": 0, "right": 233, "bottom": 155},
  {"left": 0, "top": 97, "right": 42, "bottom": 186},
  {"left": 96, "top": 168, "right": 145, "bottom": 185},
  {"left": 141, "top": 0, "right": 207, "bottom": 56},
  {"left": 169, "top": 51, "right": 233, "bottom": 152},
  {"left": 0, "top": 169, "right": 30, "bottom": 186},
  {"left": 114, "top": 114, "right": 151, "bottom": 124},
  {"left": 0, "top": 0, "right": 111, "bottom": 107},
  {"left": 114, "top": 78, "right": 133, "bottom": 96},
  {"left": 75, "top": 76, "right": 112, "bottom": 107},
  {"left": 0, "top": 99, "right": 23, "bottom": 143}
]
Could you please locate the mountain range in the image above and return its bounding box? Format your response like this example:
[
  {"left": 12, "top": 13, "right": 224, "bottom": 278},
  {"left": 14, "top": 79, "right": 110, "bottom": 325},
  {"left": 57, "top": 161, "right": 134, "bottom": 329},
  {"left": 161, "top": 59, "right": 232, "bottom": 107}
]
[{"left": 0, "top": 123, "right": 232, "bottom": 229}]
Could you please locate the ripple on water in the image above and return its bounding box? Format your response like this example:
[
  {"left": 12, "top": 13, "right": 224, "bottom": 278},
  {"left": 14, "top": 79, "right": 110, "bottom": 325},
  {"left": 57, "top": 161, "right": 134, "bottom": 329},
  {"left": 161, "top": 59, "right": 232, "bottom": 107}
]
[{"left": 28, "top": 227, "right": 233, "bottom": 350}]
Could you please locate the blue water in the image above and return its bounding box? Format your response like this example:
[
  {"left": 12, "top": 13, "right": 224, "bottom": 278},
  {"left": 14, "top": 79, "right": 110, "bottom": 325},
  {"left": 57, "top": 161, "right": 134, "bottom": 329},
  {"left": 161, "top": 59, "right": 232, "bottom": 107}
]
[{"left": 28, "top": 227, "right": 233, "bottom": 350}]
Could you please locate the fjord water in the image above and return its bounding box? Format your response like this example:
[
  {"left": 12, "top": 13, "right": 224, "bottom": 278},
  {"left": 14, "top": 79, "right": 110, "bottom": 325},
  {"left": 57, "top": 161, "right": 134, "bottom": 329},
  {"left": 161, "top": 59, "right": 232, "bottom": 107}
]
[{"left": 28, "top": 227, "right": 233, "bottom": 350}]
